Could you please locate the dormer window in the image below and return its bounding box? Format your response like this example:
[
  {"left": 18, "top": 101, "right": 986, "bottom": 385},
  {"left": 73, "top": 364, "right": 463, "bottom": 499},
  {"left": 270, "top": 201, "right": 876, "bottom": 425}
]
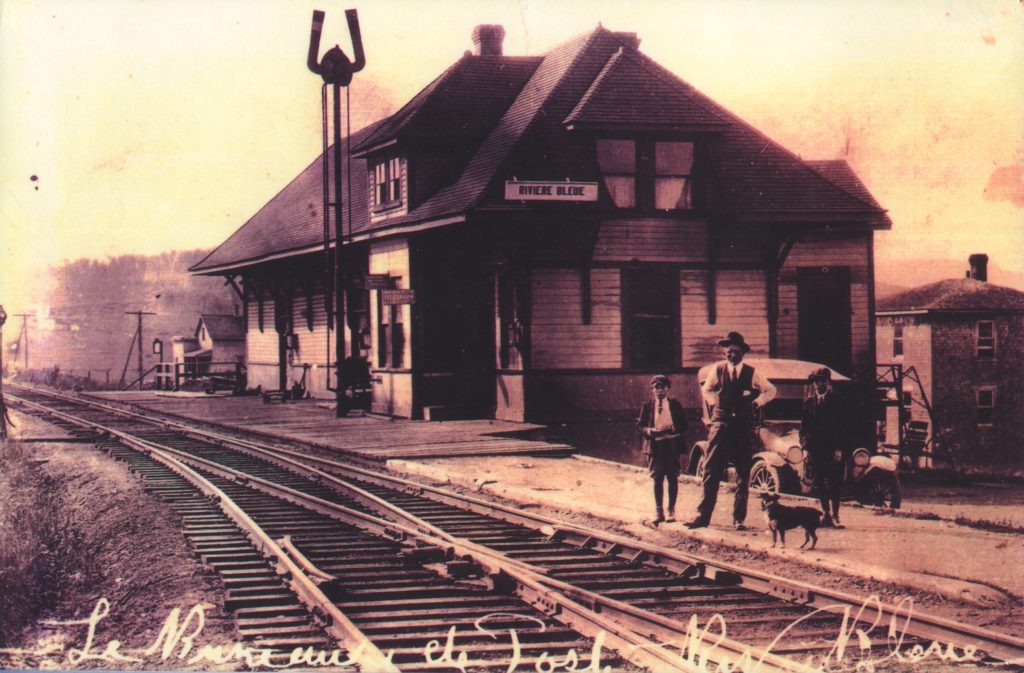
[
  {"left": 596, "top": 139, "right": 636, "bottom": 208},
  {"left": 654, "top": 141, "right": 693, "bottom": 210},
  {"left": 373, "top": 157, "right": 402, "bottom": 209},
  {"left": 596, "top": 139, "right": 695, "bottom": 211}
]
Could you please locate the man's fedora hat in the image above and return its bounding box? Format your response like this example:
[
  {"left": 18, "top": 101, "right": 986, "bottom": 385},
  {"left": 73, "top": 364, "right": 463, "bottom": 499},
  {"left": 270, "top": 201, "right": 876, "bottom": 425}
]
[
  {"left": 808, "top": 367, "right": 832, "bottom": 382},
  {"left": 717, "top": 331, "right": 751, "bottom": 353}
]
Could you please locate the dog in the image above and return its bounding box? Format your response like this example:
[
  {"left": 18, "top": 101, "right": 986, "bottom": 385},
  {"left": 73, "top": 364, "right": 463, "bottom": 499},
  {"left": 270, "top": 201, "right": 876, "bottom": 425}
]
[{"left": 760, "top": 492, "right": 821, "bottom": 549}]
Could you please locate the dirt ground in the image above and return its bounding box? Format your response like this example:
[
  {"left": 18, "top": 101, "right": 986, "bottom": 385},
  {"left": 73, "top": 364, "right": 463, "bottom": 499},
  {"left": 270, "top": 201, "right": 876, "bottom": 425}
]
[
  {"left": 389, "top": 455, "right": 1024, "bottom": 639},
  {"left": 0, "top": 411, "right": 238, "bottom": 671}
]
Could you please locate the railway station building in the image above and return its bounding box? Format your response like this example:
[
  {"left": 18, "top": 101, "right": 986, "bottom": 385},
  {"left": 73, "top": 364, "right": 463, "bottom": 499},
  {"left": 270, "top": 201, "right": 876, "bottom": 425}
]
[{"left": 191, "top": 25, "right": 891, "bottom": 422}]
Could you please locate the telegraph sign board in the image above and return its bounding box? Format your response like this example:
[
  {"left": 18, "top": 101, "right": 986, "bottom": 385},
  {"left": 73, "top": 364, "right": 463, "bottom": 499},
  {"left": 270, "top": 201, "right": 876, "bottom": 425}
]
[
  {"left": 504, "top": 181, "right": 598, "bottom": 202},
  {"left": 382, "top": 289, "right": 416, "bottom": 305},
  {"left": 364, "top": 274, "right": 391, "bottom": 290}
]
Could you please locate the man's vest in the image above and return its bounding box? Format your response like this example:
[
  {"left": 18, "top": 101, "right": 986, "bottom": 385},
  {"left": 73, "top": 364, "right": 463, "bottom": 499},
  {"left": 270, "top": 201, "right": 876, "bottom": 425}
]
[{"left": 713, "top": 362, "right": 757, "bottom": 422}]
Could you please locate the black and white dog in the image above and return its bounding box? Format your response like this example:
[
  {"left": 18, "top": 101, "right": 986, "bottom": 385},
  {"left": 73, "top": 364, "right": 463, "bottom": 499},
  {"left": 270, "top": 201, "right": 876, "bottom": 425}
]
[{"left": 760, "top": 492, "right": 821, "bottom": 549}]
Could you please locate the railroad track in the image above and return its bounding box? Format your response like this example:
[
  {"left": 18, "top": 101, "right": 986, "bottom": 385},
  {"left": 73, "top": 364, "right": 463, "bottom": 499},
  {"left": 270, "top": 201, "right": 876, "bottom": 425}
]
[{"left": 8, "top": 383, "right": 1024, "bottom": 672}]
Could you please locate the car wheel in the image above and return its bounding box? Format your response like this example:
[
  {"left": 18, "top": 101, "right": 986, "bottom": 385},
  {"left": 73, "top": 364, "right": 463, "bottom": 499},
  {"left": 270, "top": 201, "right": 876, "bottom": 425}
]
[
  {"left": 859, "top": 472, "right": 902, "bottom": 509},
  {"left": 749, "top": 460, "right": 781, "bottom": 494}
]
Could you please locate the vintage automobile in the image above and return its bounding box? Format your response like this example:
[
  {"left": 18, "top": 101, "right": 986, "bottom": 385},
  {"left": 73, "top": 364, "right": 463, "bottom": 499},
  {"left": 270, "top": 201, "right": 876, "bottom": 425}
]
[{"left": 685, "top": 359, "right": 902, "bottom": 508}]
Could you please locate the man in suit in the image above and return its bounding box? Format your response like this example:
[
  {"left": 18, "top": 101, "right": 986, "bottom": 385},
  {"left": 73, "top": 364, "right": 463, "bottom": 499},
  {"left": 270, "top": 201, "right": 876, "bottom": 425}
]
[
  {"left": 685, "top": 332, "right": 776, "bottom": 530},
  {"left": 801, "top": 367, "right": 847, "bottom": 527},
  {"left": 637, "top": 375, "right": 688, "bottom": 527}
]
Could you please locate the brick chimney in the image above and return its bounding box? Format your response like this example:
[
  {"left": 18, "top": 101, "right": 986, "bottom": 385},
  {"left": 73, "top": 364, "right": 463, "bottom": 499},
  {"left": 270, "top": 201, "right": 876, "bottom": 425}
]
[
  {"left": 968, "top": 254, "right": 988, "bottom": 282},
  {"left": 472, "top": 25, "right": 505, "bottom": 56}
]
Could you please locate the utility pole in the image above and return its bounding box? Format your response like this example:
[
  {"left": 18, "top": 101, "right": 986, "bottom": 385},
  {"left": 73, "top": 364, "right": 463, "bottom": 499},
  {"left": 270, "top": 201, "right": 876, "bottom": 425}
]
[
  {"left": 307, "top": 7, "right": 365, "bottom": 418},
  {"left": 13, "top": 313, "right": 33, "bottom": 369},
  {"left": 122, "top": 311, "right": 156, "bottom": 390},
  {"left": 0, "top": 305, "right": 7, "bottom": 438}
]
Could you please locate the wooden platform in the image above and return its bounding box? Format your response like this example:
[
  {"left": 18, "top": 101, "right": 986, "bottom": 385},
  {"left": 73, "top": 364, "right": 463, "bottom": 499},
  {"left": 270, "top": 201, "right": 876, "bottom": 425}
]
[{"left": 84, "top": 392, "right": 574, "bottom": 461}]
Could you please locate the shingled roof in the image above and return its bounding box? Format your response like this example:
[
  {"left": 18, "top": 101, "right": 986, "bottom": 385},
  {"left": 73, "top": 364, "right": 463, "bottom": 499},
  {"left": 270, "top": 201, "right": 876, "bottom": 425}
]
[
  {"left": 352, "top": 55, "right": 541, "bottom": 154},
  {"left": 193, "top": 25, "right": 889, "bottom": 275},
  {"left": 198, "top": 314, "right": 245, "bottom": 340},
  {"left": 877, "top": 278, "right": 1024, "bottom": 313}
]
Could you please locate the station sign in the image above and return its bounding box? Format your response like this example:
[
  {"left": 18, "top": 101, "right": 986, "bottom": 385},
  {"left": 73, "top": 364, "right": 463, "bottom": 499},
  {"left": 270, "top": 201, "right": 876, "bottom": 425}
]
[
  {"left": 504, "top": 180, "right": 598, "bottom": 202},
  {"left": 364, "top": 274, "right": 391, "bottom": 290},
  {"left": 382, "top": 289, "right": 416, "bottom": 305}
]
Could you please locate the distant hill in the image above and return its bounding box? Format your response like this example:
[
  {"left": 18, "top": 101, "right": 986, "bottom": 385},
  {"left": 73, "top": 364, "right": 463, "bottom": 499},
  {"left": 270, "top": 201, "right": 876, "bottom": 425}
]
[{"left": 7, "top": 250, "right": 236, "bottom": 385}]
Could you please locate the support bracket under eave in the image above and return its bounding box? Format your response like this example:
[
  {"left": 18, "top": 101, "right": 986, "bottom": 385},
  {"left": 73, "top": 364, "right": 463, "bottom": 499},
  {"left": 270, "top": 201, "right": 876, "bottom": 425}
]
[
  {"left": 706, "top": 226, "right": 719, "bottom": 325},
  {"left": 580, "top": 222, "right": 600, "bottom": 325}
]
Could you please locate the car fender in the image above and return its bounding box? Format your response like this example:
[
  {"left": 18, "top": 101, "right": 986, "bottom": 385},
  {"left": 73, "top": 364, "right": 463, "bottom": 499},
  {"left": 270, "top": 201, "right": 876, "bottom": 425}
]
[
  {"left": 753, "top": 451, "right": 787, "bottom": 469},
  {"left": 867, "top": 455, "right": 898, "bottom": 473}
]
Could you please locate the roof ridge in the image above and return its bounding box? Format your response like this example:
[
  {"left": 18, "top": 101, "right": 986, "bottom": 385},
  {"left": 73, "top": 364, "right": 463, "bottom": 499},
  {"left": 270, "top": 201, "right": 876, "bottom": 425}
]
[{"left": 564, "top": 47, "right": 625, "bottom": 123}]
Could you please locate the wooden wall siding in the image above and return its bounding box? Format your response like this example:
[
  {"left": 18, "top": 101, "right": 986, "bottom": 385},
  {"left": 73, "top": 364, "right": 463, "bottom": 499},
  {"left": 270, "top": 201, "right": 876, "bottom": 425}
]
[
  {"left": 247, "top": 363, "right": 278, "bottom": 392},
  {"left": 531, "top": 268, "right": 622, "bottom": 369},
  {"left": 369, "top": 237, "right": 412, "bottom": 370},
  {"left": 680, "top": 269, "right": 769, "bottom": 366},
  {"left": 286, "top": 288, "right": 337, "bottom": 395},
  {"left": 851, "top": 284, "right": 871, "bottom": 370},
  {"left": 593, "top": 219, "right": 706, "bottom": 263},
  {"left": 781, "top": 235, "right": 869, "bottom": 276},
  {"left": 246, "top": 299, "right": 279, "bottom": 366}
]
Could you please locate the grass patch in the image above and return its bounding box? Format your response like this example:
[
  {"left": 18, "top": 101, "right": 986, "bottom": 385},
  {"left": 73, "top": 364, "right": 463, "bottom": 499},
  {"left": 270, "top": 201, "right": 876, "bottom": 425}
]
[{"left": 0, "top": 439, "right": 94, "bottom": 646}]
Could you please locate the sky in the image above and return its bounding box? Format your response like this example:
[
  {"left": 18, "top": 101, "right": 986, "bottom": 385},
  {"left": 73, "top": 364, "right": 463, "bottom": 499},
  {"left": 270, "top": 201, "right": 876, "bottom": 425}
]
[{"left": 1, "top": 0, "right": 1022, "bottom": 316}]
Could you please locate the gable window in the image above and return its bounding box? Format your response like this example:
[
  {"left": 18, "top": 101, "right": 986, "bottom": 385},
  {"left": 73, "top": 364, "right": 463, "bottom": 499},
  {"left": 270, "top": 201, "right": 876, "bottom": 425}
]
[
  {"left": 976, "top": 387, "right": 995, "bottom": 425},
  {"left": 597, "top": 139, "right": 695, "bottom": 211},
  {"left": 976, "top": 320, "right": 995, "bottom": 358},
  {"left": 596, "top": 139, "right": 636, "bottom": 208},
  {"left": 624, "top": 267, "right": 677, "bottom": 368},
  {"left": 654, "top": 142, "right": 694, "bottom": 209},
  {"left": 373, "top": 157, "right": 402, "bottom": 208},
  {"left": 892, "top": 323, "right": 904, "bottom": 357}
]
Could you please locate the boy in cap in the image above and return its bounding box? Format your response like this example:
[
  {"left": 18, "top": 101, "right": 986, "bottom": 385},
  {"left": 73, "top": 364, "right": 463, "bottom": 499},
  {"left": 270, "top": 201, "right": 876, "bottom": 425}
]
[
  {"left": 637, "top": 375, "right": 688, "bottom": 526},
  {"left": 686, "top": 332, "right": 776, "bottom": 530},
  {"left": 801, "top": 367, "right": 847, "bottom": 527}
]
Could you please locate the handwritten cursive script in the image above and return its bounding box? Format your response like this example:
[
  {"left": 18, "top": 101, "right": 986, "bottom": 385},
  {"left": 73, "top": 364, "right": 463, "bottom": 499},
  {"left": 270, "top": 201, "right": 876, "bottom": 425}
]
[{"left": 0, "top": 595, "right": 1000, "bottom": 672}]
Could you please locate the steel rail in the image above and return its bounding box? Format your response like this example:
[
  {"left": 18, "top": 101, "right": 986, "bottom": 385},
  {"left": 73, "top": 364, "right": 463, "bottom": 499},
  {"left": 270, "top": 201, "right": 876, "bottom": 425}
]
[
  {"left": 8, "top": 392, "right": 397, "bottom": 671},
  {"left": 11, "top": 384, "right": 1024, "bottom": 667},
  {"left": 9, "top": 391, "right": 694, "bottom": 673},
  {"left": 7, "top": 385, "right": 806, "bottom": 670}
]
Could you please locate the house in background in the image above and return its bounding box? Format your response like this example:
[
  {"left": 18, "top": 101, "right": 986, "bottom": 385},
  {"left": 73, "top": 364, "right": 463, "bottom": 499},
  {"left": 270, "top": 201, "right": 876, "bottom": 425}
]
[
  {"left": 191, "top": 24, "right": 890, "bottom": 424},
  {"left": 876, "top": 255, "right": 1024, "bottom": 473},
  {"left": 171, "top": 313, "right": 245, "bottom": 380}
]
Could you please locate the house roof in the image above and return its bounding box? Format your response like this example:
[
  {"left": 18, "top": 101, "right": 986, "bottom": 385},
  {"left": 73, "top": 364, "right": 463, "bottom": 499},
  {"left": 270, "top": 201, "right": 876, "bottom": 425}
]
[
  {"left": 197, "top": 314, "right": 245, "bottom": 340},
  {"left": 193, "top": 25, "right": 890, "bottom": 275},
  {"left": 877, "top": 278, "right": 1024, "bottom": 313},
  {"left": 563, "top": 46, "right": 731, "bottom": 131}
]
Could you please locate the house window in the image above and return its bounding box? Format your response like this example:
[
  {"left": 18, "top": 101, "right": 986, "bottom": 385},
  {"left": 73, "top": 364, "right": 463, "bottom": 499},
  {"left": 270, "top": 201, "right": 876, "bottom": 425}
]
[
  {"left": 976, "top": 320, "right": 995, "bottom": 358},
  {"left": 976, "top": 387, "right": 996, "bottom": 425},
  {"left": 654, "top": 142, "right": 694, "bottom": 209},
  {"left": 373, "top": 157, "right": 402, "bottom": 208},
  {"left": 596, "top": 139, "right": 635, "bottom": 208},
  {"left": 624, "top": 268, "right": 677, "bottom": 368},
  {"left": 893, "top": 324, "right": 904, "bottom": 357}
]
